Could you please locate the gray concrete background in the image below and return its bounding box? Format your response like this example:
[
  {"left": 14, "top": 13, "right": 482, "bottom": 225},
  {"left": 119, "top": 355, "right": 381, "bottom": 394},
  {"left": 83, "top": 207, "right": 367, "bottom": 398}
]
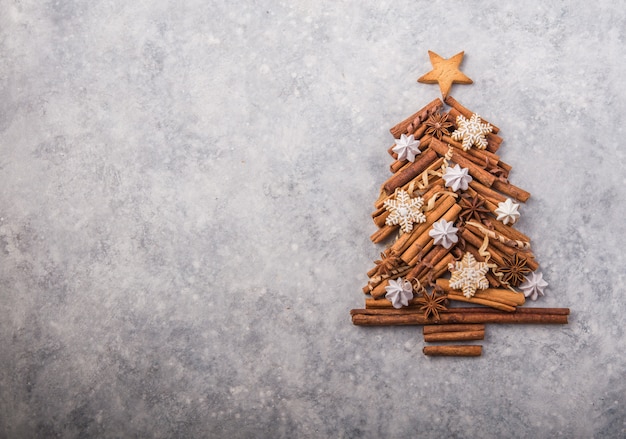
[{"left": 1, "top": 1, "right": 624, "bottom": 437}]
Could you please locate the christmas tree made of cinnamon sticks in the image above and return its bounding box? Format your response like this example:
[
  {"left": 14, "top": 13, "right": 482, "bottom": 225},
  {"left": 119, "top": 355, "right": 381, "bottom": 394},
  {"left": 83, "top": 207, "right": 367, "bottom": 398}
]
[{"left": 350, "top": 52, "right": 569, "bottom": 357}]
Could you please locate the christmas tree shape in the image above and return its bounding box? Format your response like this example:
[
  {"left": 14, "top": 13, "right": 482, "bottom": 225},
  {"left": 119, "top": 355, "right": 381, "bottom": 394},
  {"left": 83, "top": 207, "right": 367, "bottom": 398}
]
[{"left": 350, "top": 52, "right": 569, "bottom": 357}]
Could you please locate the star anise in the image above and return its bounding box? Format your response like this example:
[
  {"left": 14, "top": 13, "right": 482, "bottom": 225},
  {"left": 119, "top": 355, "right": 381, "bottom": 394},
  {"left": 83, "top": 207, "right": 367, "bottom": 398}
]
[
  {"left": 458, "top": 194, "right": 491, "bottom": 224},
  {"left": 424, "top": 112, "right": 454, "bottom": 140},
  {"left": 415, "top": 289, "right": 448, "bottom": 320},
  {"left": 372, "top": 249, "right": 403, "bottom": 277},
  {"left": 497, "top": 253, "right": 532, "bottom": 286}
]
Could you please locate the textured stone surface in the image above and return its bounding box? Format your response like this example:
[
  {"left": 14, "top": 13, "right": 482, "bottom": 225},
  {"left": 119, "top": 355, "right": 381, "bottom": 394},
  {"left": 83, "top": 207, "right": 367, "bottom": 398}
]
[{"left": 0, "top": 1, "right": 624, "bottom": 437}]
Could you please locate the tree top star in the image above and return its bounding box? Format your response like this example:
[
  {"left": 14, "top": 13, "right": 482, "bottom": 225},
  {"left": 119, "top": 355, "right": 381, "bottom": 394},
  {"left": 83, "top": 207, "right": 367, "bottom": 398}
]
[{"left": 417, "top": 51, "right": 473, "bottom": 98}]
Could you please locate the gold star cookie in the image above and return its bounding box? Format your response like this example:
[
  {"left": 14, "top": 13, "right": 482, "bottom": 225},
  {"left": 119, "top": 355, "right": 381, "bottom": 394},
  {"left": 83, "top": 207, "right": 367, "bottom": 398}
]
[{"left": 417, "top": 51, "right": 473, "bottom": 98}]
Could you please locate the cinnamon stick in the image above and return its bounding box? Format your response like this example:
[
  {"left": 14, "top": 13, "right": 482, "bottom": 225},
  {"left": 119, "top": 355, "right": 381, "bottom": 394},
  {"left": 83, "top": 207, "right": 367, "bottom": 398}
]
[
  {"left": 445, "top": 293, "right": 517, "bottom": 312},
  {"left": 423, "top": 324, "right": 485, "bottom": 334},
  {"left": 485, "top": 134, "right": 502, "bottom": 153},
  {"left": 363, "top": 265, "right": 412, "bottom": 294},
  {"left": 420, "top": 253, "right": 455, "bottom": 286},
  {"left": 436, "top": 279, "right": 526, "bottom": 306},
  {"left": 374, "top": 157, "right": 445, "bottom": 210},
  {"left": 444, "top": 96, "right": 500, "bottom": 134},
  {"left": 350, "top": 308, "right": 570, "bottom": 325},
  {"left": 462, "top": 225, "right": 537, "bottom": 275},
  {"left": 459, "top": 227, "right": 506, "bottom": 267},
  {"left": 405, "top": 244, "right": 451, "bottom": 282},
  {"left": 440, "top": 135, "right": 500, "bottom": 167},
  {"left": 429, "top": 138, "right": 496, "bottom": 187},
  {"left": 423, "top": 330, "right": 485, "bottom": 342},
  {"left": 390, "top": 98, "right": 444, "bottom": 138},
  {"left": 489, "top": 218, "right": 531, "bottom": 245},
  {"left": 491, "top": 180, "right": 531, "bottom": 202},
  {"left": 404, "top": 203, "right": 461, "bottom": 264},
  {"left": 382, "top": 148, "right": 439, "bottom": 195},
  {"left": 468, "top": 180, "right": 508, "bottom": 204},
  {"left": 365, "top": 297, "right": 423, "bottom": 308},
  {"left": 423, "top": 345, "right": 482, "bottom": 357},
  {"left": 397, "top": 195, "right": 456, "bottom": 261}
]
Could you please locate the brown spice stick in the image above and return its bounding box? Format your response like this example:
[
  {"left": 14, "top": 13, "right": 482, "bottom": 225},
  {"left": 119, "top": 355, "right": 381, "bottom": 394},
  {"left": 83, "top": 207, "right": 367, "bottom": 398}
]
[
  {"left": 374, "top": 157, "right": 445, "bottom": 210},
  {"left": 436, "top": 279, "right": 526, "bottom": 306},
  {"left": 405, "top": 203, "right": 462, "bottom": 265},
  {"left": 370, "top": 182, "right": 446, "bottom": 240},
  {"left": 420, "top": 253, "right": 455, "bottom": 286},
  {"left": 486, "top": 133, "right": 503, "bottom": 153},
  {"left": 370, "top": 223, "right": 397, "bottom": 244},
  {"left": 468, "top": 180, "right": 508, "bottom": 204},
  {"left": 441, "top": 134, "right": 501, "bottom": 168},
  {"left": 405, "top": 243, "right": 451, "bottom": 282},
  {"left": 423, "top": 330, "right": 485, "bottom": 342},
  {"left": 423, "top": 324, "right": 485, "bottom": 334},
  {"left": 498, "top": 160, "right": 512, "bottom": 173},
  {"left": 469, "top": 227, "right": 539, "bottom": 272},
  {"left": 373, "top": 182, "right": 447, "bottom": 254},
  {"left": 445, "top": 293, "right": 517, "bottom": 312},
  {"left": 429, "top": 138, "right": 496, "bottom": 187},
  {"left": 382, "top": 148, "right": 439, "bottom": 195},
  {"left": 365, "top": 297, "right": 423, "bottom": 308},
  {"left": 363, "top": 266, "right": 412, "bottom": 294},
  {"left": 352, "top": 307, "right": 569, "bottom": 316},
  {"left": 398, "top": 195, "right": 457, "bottom": 262},
  {"left": 491, "top": 180, "right": 531, "bottom": 202},
  {"left": 459, "top": 228, "right": 507, "bottom": 267},
  {"left": 444, "top": 96, "right": 500, "bottom": 134},
  {"left": 390, "top": 98, "right": 444, "bottom": 138},
  {"left": 423, "top": 345, "right": 482, "bottom": 357},
  {"left": 350, "top": 308, "right": 570, "bottom": 325},
  {"left": 489, "top": 218, "right": 532, "bottom": 245}
]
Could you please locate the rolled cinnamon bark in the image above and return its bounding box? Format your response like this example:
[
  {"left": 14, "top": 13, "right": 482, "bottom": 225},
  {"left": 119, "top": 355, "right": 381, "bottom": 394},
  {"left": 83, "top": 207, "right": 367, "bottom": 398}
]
[
  {"left": 444, "top": 96, "right": 500, "bottom": 134},
  {"left": 423, "top": 330, "right": 485, "bottom": 342},
  {"left": 423, "top": 345, "right": 482, "bottom": 357},
  {"left": 436, "top": 279, "right": 526, "bottom": 306},
  {"left": 445, "top": 293, "right": 516, "bottom": 312},
  {"left": 350, "top": 308, "right": 570, "bottom": 325},
  {"left": 429, "top": 138, "right": 497, "bottom": 187},
  {"left": 491, "top": 180, "right": 531, "bottom": 202},
  {"left": 468, "top": 180, "right": 508, "bottom": 204},
  {"left": 389, "top": 98, "right": 444, "bottom": 138},
  {"left": 423, "top": 324, "right": 485, "bottom": 334},
  {"left": 382, "top": 148, "right": 439, "bottom": 195}
]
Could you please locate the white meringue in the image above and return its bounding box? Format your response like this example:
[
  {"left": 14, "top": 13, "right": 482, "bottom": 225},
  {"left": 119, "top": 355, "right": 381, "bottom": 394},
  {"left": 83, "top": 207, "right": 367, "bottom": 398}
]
[
  {"left": 442, "top": 164, "right": 473, "bottom": 192},
  {"left": 392, "top": 133, "right": 421, "bottom": 162},
  {"left": 429, "top": 219, "right": 459, "bottom": 249},
  {"left": 519, "top": 271, "right": 548, "bottom": 301},
  {"left": 385, "top": 277, "right": 414, "bottom": 309},
  {"left": 495, "top": 198, "right": 521, "bottom": 225}
]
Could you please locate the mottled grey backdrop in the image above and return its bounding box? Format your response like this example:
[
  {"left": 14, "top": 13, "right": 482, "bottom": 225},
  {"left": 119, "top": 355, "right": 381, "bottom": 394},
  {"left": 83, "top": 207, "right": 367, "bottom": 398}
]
[{"left": 1, "top": 1, "right": 624, "bottom": 438}]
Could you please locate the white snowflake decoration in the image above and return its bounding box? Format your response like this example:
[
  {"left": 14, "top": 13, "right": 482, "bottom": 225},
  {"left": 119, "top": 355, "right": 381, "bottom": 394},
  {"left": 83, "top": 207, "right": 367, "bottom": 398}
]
[
  {"left": 443, "top": 164, "right": 473, "bottom": 192},
  {"left": 495, "top": 198, "right": 521, "bottom": 225},
  {"left": 429, "top": 219, "right": 459, "bottom": 249},
  {"left": 520, "top": 271, "right": 548, "bottom": 301},
  {"left": 385, "top": 277, "right": 414, "bottom": 309},
  {"left": 451, "top": 114, "right": 493, "bottom": 151},
  {"left": 384, "top": 189, "right": 426, "bottom": 233},
  {"left": 448, "top": 252, "right": 490, "bottom": 298},
  {"left": 392, "top": 133, "right": 421, "bottom": 162}
]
